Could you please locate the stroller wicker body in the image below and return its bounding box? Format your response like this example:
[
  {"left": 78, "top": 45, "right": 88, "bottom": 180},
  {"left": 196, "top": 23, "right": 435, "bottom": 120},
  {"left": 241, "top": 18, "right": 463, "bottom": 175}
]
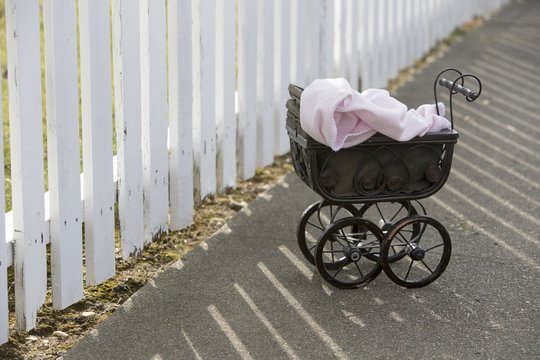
[{"left": 287, "top": 69, "right": 481, "bottom": 289}]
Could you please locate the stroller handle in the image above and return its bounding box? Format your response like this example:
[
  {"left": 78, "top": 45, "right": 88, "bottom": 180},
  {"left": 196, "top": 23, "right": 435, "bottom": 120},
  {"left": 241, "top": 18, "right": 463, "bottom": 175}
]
[
  {"left": 433, "top": 69, "right": 482, "bottom": 129},
  {"left": 439, "top": 78, "right": 479, "bottom": 100}
]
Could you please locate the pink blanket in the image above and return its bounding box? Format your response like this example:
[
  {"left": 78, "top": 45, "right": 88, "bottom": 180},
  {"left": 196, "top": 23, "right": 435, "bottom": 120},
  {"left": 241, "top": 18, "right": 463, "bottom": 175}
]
[{"left": 300, "top": 78, "right": 450, "bottom": 151}]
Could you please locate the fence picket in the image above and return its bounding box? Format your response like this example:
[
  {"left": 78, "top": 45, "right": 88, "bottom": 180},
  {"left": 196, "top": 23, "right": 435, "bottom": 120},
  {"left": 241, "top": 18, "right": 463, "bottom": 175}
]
[
  {"left": 335, "top": 0, "right": 347, "bottom": 78},
  {"left": 382, "top": 0, "right": 392, "bottom": 86},
  {"left": 307, "top": 0, "right": 321, "bottom": 82},
  {"left": 112, "top": 0, "right": 145, "bottom": 259},
  {"left": 360, "top": 0, "right": 372, "bottom": 90},
  {"left": 273, "top": 0, "right": 291, "bottom": 156},
  {"left": 291, "top": 0, "right": 307, "bottom": 86},
  {"left": 402, "top": 0, "right": 412, "bottom": 69},
  {"left": 193, "top": 0, "right": 217, "bottom": 199},
  {"left": 0, "top": 61, "right": 7, "bottom": 344},
  {"left": 79, "top": 0, "right": 116, "bottom": 286},
  {"left": 140, "top": 0, "right": 169, "bottom": 243},
  {"left": 216, "top": 0, "right": 237, "bottom": 191},
  {"left": 442, "top": 0, "right": 451, "bottom": 39},
  {"left": 395, "top": 0, "right": 404, "bottom": 73},
  {"left": 168, "top": 0, "right": 194, "bottom": 230},
  {"left": 388, "top": 0, "right": 399, "bottom": 80},
  {"left": 420, "top": 0, "right": 429, "bottom": 55},
  {"left": 346, "top": 0, "right": 359, "bottom": 89},
  {"left": 256, "top": 0, "right": 275, "bottom": 168},
  {"left": 439, "top": 0, "right": 448, "bottom": 43},
  {"left": 427, "top": 0, "right": 436, "bottom": 50},
  {"left": 5, "top": 0, "right": 47, "bottom": 331},
  {"left": 43, "top": 0, "right": 84, "bottom": 310},
  {"left": 319, "top": 0, "right": 335, "bottom": 79},
  {"left": 237, "top": 0, "right": 258, "bottom": 179}
]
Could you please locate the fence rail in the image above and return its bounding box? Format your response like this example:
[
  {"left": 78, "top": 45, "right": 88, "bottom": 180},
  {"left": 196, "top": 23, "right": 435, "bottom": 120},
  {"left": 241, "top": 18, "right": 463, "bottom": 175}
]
[{"left": 0, "top": 0, "right": 507, "bottom": 344}]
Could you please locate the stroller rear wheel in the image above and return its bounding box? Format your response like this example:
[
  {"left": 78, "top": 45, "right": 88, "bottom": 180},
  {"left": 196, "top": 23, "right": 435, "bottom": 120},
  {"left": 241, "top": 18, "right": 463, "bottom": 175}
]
[
  {"left": 297, "top": 200, "right": 360, "bottom": 268},
  {"left": 358, "top": 200, "right": 421, "bottom": 262}
]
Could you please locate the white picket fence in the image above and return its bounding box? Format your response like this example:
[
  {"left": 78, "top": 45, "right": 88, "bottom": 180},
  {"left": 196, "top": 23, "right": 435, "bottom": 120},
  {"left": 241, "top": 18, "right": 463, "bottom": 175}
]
[{"left": 0, "top": 0, "right": 507, "bottom": 344}]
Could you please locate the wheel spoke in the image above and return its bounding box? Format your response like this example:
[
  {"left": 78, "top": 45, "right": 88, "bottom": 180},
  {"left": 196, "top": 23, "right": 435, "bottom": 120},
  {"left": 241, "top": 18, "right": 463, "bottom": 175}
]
[
  {"left": 331, "top": 205, "right": 344, "bottom": 222},
  {"left": 416, "top": 222, "right": 428, "bottom": 244},
  {"left": 358, "top": 245, "right": 381, "bottom": 250},
  {"left": 404, "top": 259, "right": 414, "bottom": 281},
  {"left": 354, "top": 261, "right": 364, "bottom": 277},
  {"left": 306, "top": 220, "right": 325, "bottom": 231},
  {"left": 388, "top": 243, "right": 408, "bottom": 248},
  {"left": 399, "top": 229, "right": 414, "bottom": 234},
  {"left": 316, "top": 206, "right": 326, "bottom": 228},
  {"left": 424, "top": 243, "right": 444, "bottom": 252},
  {"left": 420, "top": 259, "right": 434, "bottom": 274},
  {"left": 375, "top": 203, "right": 385, "bottom": 222},
  {"left": 331, "top": 233, "right": 347, "bottom": 248},
  {"left": 332, "top": 260, "right": 347, "bottom": 279},
  {"left": 357, "top": 237, "right": 379, "bottom": 247},
  {"left": 340, "top": 228, "right": 353, "bottom": 248},
  {"left": 322, "top": 249, "right": 344, "bottom": 254},
  {"left": 396, "top": 230, "right": 414, "bottom": 247},
  {"left": 390, "top": 204, "right": 406, "bottom": 222},
  {"left": 330, "top": 241, "right": 336, "bottom": 262}
]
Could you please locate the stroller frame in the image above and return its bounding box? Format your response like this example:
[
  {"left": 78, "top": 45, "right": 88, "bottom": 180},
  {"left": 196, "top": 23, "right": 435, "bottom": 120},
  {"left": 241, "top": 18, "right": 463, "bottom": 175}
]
[{"left": 287, "top": 68, "right": 482, "bottom": 289}]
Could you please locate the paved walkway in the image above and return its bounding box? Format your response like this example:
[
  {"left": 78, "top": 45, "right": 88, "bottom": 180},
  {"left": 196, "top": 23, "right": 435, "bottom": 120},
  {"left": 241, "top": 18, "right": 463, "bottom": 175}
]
[{"left": 63, "top": 1, "right": 540, "bottom": 359}]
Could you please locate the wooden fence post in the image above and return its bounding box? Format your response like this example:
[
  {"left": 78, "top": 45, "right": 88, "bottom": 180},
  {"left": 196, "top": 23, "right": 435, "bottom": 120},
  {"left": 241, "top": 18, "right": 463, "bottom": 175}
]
[
  {"left": 5, "top": 0, "right": 47, "bottom": 331},
  {"left": 346, "top": 0, "right": 360, "bottom": 89},
  {"left": 387, "top": 0, "right": 398, "bottom": 81},
  {"left": 193, "top": 0, "right": 217, "bottom": 200},
  {"left": 140, "top": 0, "right": 169, "bottom": 243},
  {"left": 320, "top": 0, "right": 335, "bottom": 79},
  {"left": 237, "top": 0, "right": 258, "bottom": 179},
  {"left": 291, "top": 0, "right": 307, "bottom": 86},
  {"left": 79, "top": 0, "right": 116, "bottom": 286},
  {"left": 256, "top": 0, "right": 275, "bottom": 168},
  {"left": 44, "top": 0, "right": 84, "bottom": 309},
  {"left": 168, "top": 0, "right": 194, "bottom": 230},
  {"left": 216, "top": 0, "right": 237, "bottom": 191},
  {"left": 273, "top": 0, "right": 292, "bottom": 156},
  {"left": 394, "top": 0, "right": 401, "bottom": 78},
  {"left": 360, "top": 0, "right": 372, "bottom": 90},
  {"left": 335, "top": 0, "right": 347, "bottom": 78},
  {"left": 112, "top": 0, "right": 145, "bottom": 259},
  {"left": 307, "top": 0, "right": 321, "bottom": 82},
  {"left": 0, "top": 57, "right": 7, "bottom": 345}
]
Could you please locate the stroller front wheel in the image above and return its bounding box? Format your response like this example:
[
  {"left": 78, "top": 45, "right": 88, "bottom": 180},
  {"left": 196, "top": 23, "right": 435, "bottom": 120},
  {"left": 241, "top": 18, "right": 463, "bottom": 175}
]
[
  {"left": 315, "top": 217, "right": 383, "bottom": 289},
  {"left": 380, "top": 215, "right": 452, "bottom": 288}
]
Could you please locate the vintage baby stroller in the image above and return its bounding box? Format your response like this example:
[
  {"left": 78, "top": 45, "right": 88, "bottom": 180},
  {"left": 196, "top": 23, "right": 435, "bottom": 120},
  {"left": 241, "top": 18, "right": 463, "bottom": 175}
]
[{"left": 286, "top": 68, "right": 481, "bottom": 289}]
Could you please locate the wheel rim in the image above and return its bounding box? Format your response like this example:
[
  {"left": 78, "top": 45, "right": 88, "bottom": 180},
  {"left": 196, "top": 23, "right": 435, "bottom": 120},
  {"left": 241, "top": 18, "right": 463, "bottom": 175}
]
[
  {"left": 315, "top": 217, "right": 383, "bottom": 289},
  {"left": 297, "top": 200, "right": 360, "bottom": 268},
  {"left": 380, "top": 215, "right": 451, "bottom": 288},
  {"left": 358, "top": 201, "right": 421, "bottom": 262}
]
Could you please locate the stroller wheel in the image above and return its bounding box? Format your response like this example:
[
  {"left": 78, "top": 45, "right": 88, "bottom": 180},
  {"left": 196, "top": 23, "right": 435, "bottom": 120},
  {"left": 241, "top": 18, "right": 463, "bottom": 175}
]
[
  {"left": 297, "top": 200, "right": 360, "bottom": 268},
  {"left": 358, "top": 201, "right": 421, "bottom": 263},
  {"left": 380, "top": 215, "right": 451, "bottom": 288},
  {"left": 315, "top": 217, "right": 383, "bottom": 289}
]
